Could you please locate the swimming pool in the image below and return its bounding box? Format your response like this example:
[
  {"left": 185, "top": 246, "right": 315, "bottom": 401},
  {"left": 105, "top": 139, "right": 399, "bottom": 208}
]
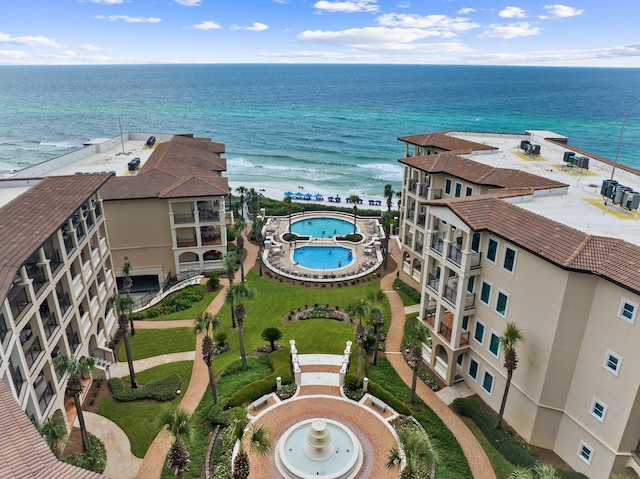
[
  {"left": 293, "top": 246, "right": 355, "bottom": 270},
  {"left": 290, "top": 217, "right": 354, "bottom": 238}
]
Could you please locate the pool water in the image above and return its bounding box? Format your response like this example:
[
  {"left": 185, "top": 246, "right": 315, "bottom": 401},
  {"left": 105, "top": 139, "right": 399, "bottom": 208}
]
[
  {"left": 290, "top": 217, "right": 354, "bottom": 238},
  {"left": 294, "top": 246, "right": 354, "bottom": 270}
]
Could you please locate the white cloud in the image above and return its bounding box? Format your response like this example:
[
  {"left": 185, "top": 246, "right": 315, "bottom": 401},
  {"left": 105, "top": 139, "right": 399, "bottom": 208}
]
[
  {"left": 88, "top": 0, "right": 125, "bottom": 4},
  {"left": 0, "top": 50, "right": 28, "bottom": 59},
  {"left": 0, "top": 32, "right": 61, "bottom": 47},
  {"left": 499, "top": 6, "right": 527, "bottom": 18},
  {"left": 80, "top": 44, "right": 106, "bottom": 51},
  {"left": 95, "top": 15, "right": 162, "bottom": 23},
  {"left": 377, "top": 13, "right": 479, "bottom": 35},
  {"left": 479, "top": 22, "right": 541, "bottom": 39},
  {"left": 544, "top": 4, "right": 584, "bottom": 18},
  {"left": 259, "top": 50, "right": 379, "bottom": 61},
  {"left": 246, "top": 22, "right": 269, "bottom": 31},
  {"left": 458, "top": 8, "right": 475, "bottom": 14},
  {"left": 397, "top": 1, "right": 411, "bottom": 8},
  {"left": 273, "top": 0, "right": 289, "bottom": 3},
  {"left": 192, "top": 21, "right": 221, "bottom": 30},
  {"left": 298, "top": 27, "right": 473, "bottom": 53},
  {"left": 314, "top": 0, "right": 380, "bottom": 13},
  {"left": 174, "top": 0, "right": 202, "bottom": 6}
]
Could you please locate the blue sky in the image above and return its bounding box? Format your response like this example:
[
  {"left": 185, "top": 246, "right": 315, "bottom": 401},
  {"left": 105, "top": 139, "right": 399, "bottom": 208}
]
[{"left": 1, "top": 0, "right": 639, "bottom": 66}]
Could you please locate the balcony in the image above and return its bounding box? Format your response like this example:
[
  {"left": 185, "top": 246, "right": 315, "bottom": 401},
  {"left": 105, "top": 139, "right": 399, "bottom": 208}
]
[
  {"left": 82, "top": 260, "right": 92, "bottom": 283},
  {"left": 57, "top": 291, "right": 71, "bottom": 316},
  {"left": 9, "top": 286, "right": 30, "bottom": 320},
  {"left": 11, "top": 366, "right": 25, "bottom": 396},
  {"left": 63, "top": 233, "right": 75, "bottom": 255},
  {"left": 427, "top": 273, "right": 440, "bottom": 293},
  {"left": 414, "top": 242, "right": 424, "bottom": 254},
  {"left": 419, "top": 186, "right": 442, "bottom": 200},
  {"left": 93, "top": 200, "right": 103, "bottom": 220},
  {"left": 403, "top": 235, "right": 413, "bottom": 249},
  {"left": 37, "top": 380, "right": 54, "bottom": 415},
  {"left": 72, "top": 274, "right": 83, "bottom": 299},
  {"left": 30, "top": 267, "right": 48, "bottom": 296},
  {"left": 0, "top": 312, "right": 8, "bottom": 343},
  {"left": 438, "top": 322, "right": 470, "bottom": 346},
  {"left": 174, "top": 213, "right": 195, "bottom": 224},
  {"left": 99, "top": 236, "right": 108, "bottom": 256},
  {"left": 41, "top": 312, "right": 58, "bottom": 338},
  {"left": 442, "top": 284, "right": 476, "bottom": 310},
  {"left": 23, "top": 336, "right": 43, "bottom": 369},
  {"left": 408, "top": 180, "right": 418, "bottom": 194},
  {"left": 201, "top": 227, "right": 222, "bottom": 246},
  {"left": 417, "top": 214, "right": 426, "bottom": 228},
  {"left": 177, "top": 238, "right": 198, "bottom": 248},
  {"left": 91, "top": 248, "right": 101, "bottom": 269},
  {"left": 406, "top": 209, "right": 416, "bottom": 222},
  {"left": 67, "top": 330, "right": 80, "bottom": 354},
  {"left": 430, "top": 234, "right": 445, "bottom": 255},
  {"left": 447, "top": 244, "right": 463, "bottom": 266},
  {"left": 49, "top": 250, "right": 62, "bottom": 275},
  {"left": 198, "top": 209, "right": 220, "bottom": 222}
]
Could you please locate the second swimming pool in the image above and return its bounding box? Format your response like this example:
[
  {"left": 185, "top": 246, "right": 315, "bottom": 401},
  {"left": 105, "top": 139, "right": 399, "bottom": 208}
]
[
  {"left": 293, "top": 245, "right": 355, "bottom": 270},
  {"left": 290, "top": 217, "right": 354, "bottom": 238}
]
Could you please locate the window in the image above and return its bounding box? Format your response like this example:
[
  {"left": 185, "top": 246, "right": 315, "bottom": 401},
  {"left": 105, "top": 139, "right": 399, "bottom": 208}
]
[
  {"left": 604, "top": 350, "right": 622, "bottom": 375},
  {"left": 467, "top": 276, "right": 475, "bottom": 293},
  {"left": 489, "top": 332, "right": 500, "bottom": 356},
  {"left": 480, "top": 281, "right": 492, "bottom": 305},
  {"left": 496, "top": 291, "right": 509, "bottom": 317},
  {"left": 590, "top": 398, "right": 607, "bottom": 422},
  {"left": 445, "top": 179, "right": 452, "bottom": 195},
  {"left": 503, "top": 247, "right": 517, "bottom": 273},
  {"left": 474, "top": 321, "right": 485, "bottom": 344},
  {"left": 471, "top": 232, "right": 481, "bottom": 253},
  {"left": 461, "top": 315, "right": 469, "bottom": 331},
  {"left": 455, "top": 182, "right": 462, "bottom": 197},
  {"left": 487, "top": 238, "right": 498, "bottom": 263},
  {"left": 578, "top": 441, "right": 593, "bottom": 465},
  {"left": 618, "top": 299, "right": 637, "bottom": 324},
  {"left": 468, "top": 358, "right": 479, "bottom": 380},
  {"left": 466, "top": 186, "right": 473, "bottom": 197},
  {"left": 482, "top": 370, "right": 494, "bottom": 395}
]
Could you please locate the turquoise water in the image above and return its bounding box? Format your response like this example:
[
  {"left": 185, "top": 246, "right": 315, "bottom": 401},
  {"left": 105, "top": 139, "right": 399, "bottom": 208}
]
[
  {"left": 293, "top": 246, "right": 354, "bottom": 270},
  {"left": 290, "top": 217, "right": 354, "bottom": 237},
  {"left": 0, "top": 65, "right": 639, "bottom": 196}
]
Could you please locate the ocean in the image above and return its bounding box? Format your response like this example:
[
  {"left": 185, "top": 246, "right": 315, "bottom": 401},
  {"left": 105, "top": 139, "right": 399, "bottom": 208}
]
[{"left": 0, "top": 64, "right": 639, "bottom": 200}]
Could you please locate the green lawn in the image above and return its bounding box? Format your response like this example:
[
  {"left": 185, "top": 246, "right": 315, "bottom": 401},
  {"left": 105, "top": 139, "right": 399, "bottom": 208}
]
[
  {"left": 118, "top": 327, "right": 195, "bottom": 361},
  {"left": 464, "top": 418, "right": 515, "bottom": 479},
  {"left": 208, "top": 270, "right": 391, "bottom": 374},
  {"left": 147, "top": 284, "right": 219, "bottom": 321},
  {"left": 97, "top": 360, "right": 193, "bottom": 458}
]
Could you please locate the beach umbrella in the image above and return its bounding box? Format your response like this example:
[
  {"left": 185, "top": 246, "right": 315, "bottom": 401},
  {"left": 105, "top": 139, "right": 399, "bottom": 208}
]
[
  {"left": 284, "top": 191, "right": 294, "bottom": 196},
  {"left": 314, "top": 193, "right": 323, "bottom": 198},
  {"left": 304, "top": 193, "right": 312, "bottom": 198},
  {"left": 296, "top": 192, "right": 304, "bottom": 196}
]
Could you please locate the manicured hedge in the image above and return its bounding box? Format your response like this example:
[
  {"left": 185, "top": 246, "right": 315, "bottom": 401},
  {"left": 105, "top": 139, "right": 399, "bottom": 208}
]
[
  {"left": 453, "top": 398, "right": 588, "bottom": 479},
  {"left": 229, "top": 349, "right": 292, "bottom": 407},
  {"left": 368, "top": 380, "right": 411, "bottom": 415},
  {"left": 109, "top": 373, "right": 182, "bottom": 401},
  {"left": 393, "top": 278, "right": 421, "bottom": 304}
]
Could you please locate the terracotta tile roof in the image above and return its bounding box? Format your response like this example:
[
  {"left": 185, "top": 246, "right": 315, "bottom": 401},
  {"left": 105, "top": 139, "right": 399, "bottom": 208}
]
[
  {"left": 0, "top": 380, "right": 107, "bottom": 479},
  {"left": 398, "top": 132, "right": 498, "bottom": 153},
  {"left": 100, "top": 135, "right": 230, "bottom": 201},
  {"left": 0, "top": 175, "right": 112, "bottom": 302},
  {"left": 400, "top": 153, "right": 567, "bottom": 191},
  {"left": 430, "top": 196, "right": 640, "bottom": 294}
]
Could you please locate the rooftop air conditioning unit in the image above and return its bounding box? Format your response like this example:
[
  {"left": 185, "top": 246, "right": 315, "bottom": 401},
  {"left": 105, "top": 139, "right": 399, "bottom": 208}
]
[
  {"left": 530, "top": 144, "right": 541, "bottom": 155},
  {"left": 563, "top": 151, "right": 576, "bottom": 163},
  {"left": 520, "top": 140, "right": 531, "bottom": 150},
  {"left": 623, "top": 191, "right": 640, "bottom": 210},
  {"left": 600, "top": 179, "right": 618, "bottom": 197},
  {"left": 614, "top": 185, "right": 632, "bottom": 204}
]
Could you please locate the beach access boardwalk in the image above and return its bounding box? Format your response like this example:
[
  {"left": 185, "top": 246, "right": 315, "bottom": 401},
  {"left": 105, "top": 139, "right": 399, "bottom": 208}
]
[{"left": 95, "top": 223, "right": 495, "bottom": 479}]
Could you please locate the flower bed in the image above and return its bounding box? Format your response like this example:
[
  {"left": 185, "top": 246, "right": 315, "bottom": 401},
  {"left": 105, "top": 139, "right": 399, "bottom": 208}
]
[{"left": 285, "top": 304, "right": 350, "bottom": 322}]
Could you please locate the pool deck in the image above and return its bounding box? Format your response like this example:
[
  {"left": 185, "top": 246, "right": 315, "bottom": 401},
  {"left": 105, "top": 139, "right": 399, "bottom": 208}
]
[{"left": 262, "top": 212, "right": 385, "bottom": 282}]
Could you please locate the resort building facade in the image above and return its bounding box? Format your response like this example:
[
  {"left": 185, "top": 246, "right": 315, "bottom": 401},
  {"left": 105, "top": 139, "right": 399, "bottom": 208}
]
[
  {"left": 397, "top": 130, "right": 640, "bottom": 478},
  {"left": 0, "top": 174, "right": 117, "bottom": 431}
]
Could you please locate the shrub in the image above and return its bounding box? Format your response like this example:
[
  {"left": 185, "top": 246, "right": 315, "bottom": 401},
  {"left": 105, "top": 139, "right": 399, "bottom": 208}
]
[
  {"left": 368, "top": 381, "right": 411, "bottom": 415},
  {"left": 276, "top": 383, "right": 297, "bottom": 400},
  {"left": 146, "top": 307, "right": 161, "bottom": 318},
  {"left": 206, "top": 276, "right": 220, "bottom": 290},
  {"left": 229, "top": 349, "right": 292, "bottom": 407},
  {"left": 207, "top": 398, "right": 232, "bottom": 426},
  {"left": 214, "top": 332, "right": 227, "bottom": 346},
  {"left": 62, "top": 435, "right": 106, "bottom": 473},
  {"left": 453, "top": 397, "right": 536, "bottom": 468},
  {"left": 393, "top": 278, "right": 421, "bottom": 304},
  {"left": 109, "top": 374, "right": 182, "bottom": 402}
]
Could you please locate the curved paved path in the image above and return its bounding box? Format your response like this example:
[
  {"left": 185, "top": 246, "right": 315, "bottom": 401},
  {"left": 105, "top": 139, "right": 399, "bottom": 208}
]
[{"left": 100, "top": 224, "right": 495, "bottom": 479}]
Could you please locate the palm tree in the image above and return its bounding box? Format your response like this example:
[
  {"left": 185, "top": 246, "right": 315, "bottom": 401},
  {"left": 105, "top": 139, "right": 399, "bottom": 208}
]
[
  {"left": 381, "top": 211, "right": 394, "bottom": 270},
  {"left": 510, "top": 462, "right": 558, "bottom": 479},
  {"left": 384, "top": 183, "right": 395, "bottom": 213},
  {"left": 236, "top": 185, "right": 248, "bottom": 219},
  {"left": 109, "top": 293, "right": 138, "bottom": 388},
  {"left": 223, "top": 251, "right": 236, "bottom": 283},
  {"left": 157, "top": 405, "right": 194, "bottom": 479},
  {"left": 232, "top": 219, "right": 247, "bottom": 283},
  {"left": 37, "top": 413, "right": 67, "bottom": 457},
  {"left": 404, "top": 318, "right": 430, "bottom": 403},
  {"left": 396, "top": 190, "right": 402, "bottom": 217},
  {"left": 496, "top": 322, "right": 524, "bottom": 429},
  {"left": 347, "top": 299, "right": 372, "bottom": 384},
  {"left": 229, "top": 283, "right": 255, "bottom": 370},
  {"left": 365, "top": 289, "right": 386, "bottom": 366},
  {"left": 52, "top": 354, "right": 95, "bottom": 453},
  {"left": 349, "top": 194, "right": 360, "bottom": 234},
  {"left": 386, "top": 425, "right": 439, "bottom": 479},
  {"left": 247, "top": 187, "right": 260, "bottom": 222},
  {"left": 283, "top": 195, "right": 293, "bottom": 239},
  {"left": 193, "top": 312, "right": 221, "bottom": 404},
  {"left": 253, "top": 219, "right": 265, "bottom": 276},
  {"left": 121, "top": 261, "right": 135, "bottom": 335},
  {"left": 229, "top": 407, "right": 272, "bottom": 479}
]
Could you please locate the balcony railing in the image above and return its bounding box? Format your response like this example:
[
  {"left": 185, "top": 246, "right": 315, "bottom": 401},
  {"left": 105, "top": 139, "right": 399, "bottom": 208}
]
[
  {"left": 0, "top": 312, "right": 8, "bottom": 343},
  {"left": 427, "top": 273, "right": 440, "bottom": 293},
  {"left": 12, "top": 367, "right": 24, "bottom": 396},
  {"left": 443, "top": 284, "right": 457, "bottom": 305},
  {"left": 24, "top": 336, "right": 43, "bottom": 369},
  {"left": 57, "top": 291, "right": 71, "bottom": 316},
  {"left": 49, "top": 249, "right": 62, "bottom": 274},
  {"left": 37, "top": 381, "right": 54, "bottom": 414},
  {"left": 198, "top": 210, "right": 220, "bottom": 222},
  {"left": 67, "top": 331, "right": 80, "bottom": 353},
  {"left": 9, "top": 287, "right": 30, "bottom": 320},
  {"left": 404, "top": 235, "right": 414, "bottom": 249},
  {"left": 470, "top": 252, "right": 482, "bottom": 269},
  {"left": 423, "top": 311, "right": 435, "bottom": 328},
  {"left": 430, "top": 234, "right": 445, "bottom": 255},
  {"left": 177, "top": 238, "right": 198, "bottom": 248},
  {"left": 406, "top": 209, "right": 416, "bottom": 222},
  {"left": 63, "top": 233, "right": 75, "bottom": 255},
  {"left": 419, "top": 186, "right": 442, "bottom": 200},
  {"left": 417, "top": 214, "right": 426, "bottom": 227},
  {"left": 42, "top": 312, "right": 58, "bottom": 338},
  {"left": 408, "top": 181, "right": 418, "bottom": 193},
  {"left": 174, "top": 213, "right": 195, "bottom": 224},
  {"left": 447, "top": 244, "right": 463, "bottom": 266},
  {"left": 438, "top": 322, "right": 454, "bottom": 343}
]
